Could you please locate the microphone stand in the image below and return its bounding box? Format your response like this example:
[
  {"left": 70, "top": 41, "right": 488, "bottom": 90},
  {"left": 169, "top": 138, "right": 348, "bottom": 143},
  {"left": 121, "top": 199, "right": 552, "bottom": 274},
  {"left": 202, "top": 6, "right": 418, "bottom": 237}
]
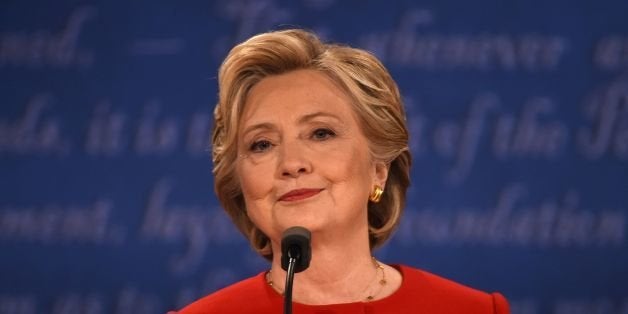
[
  {"left": 281, "top": 226, "right": 311, "bottom": 314},
  {"left": 284, "top": 248, "right": 299, "bottom": 314}
]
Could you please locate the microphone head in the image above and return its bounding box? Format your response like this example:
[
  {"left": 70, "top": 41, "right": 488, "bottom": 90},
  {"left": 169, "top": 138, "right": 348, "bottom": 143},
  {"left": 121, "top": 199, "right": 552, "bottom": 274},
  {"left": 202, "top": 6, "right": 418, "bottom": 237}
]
[{"left": 281, "top": 226, "right": 311, "bottom": 273}]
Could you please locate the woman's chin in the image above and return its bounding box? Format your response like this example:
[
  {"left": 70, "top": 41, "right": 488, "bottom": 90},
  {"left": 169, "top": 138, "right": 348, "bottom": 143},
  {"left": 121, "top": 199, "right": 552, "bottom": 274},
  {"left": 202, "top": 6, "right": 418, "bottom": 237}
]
[
  {"left": 277, "top": 220, "right": 324, "bottom": 232},
  {"left": 273, "top": 215, "right": 329, "bottom": 236}
]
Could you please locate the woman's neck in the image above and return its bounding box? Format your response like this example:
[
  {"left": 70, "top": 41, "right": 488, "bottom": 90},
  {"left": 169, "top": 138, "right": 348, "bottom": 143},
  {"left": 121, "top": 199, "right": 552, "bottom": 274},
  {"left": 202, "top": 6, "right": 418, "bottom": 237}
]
[{"left": 267, "top": 230, "right": 386, "bottom": 305}]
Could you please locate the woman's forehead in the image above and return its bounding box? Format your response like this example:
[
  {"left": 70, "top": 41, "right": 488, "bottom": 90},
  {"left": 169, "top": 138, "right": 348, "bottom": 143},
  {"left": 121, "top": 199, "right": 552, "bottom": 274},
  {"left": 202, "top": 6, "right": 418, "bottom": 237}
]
[{"left": 238, "top": 70, "right": 357, "bottom": 126}]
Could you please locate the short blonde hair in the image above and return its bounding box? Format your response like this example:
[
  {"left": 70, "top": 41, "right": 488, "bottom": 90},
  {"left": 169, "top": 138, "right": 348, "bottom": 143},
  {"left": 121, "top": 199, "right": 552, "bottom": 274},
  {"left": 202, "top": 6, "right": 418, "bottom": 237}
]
[{"left": 212, "top": 29, "right": 411, "bottom": 260}]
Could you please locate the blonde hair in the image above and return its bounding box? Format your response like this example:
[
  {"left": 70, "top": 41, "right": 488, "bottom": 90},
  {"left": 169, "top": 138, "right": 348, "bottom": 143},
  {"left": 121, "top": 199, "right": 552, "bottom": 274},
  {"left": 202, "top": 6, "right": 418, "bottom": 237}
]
[{"left": 212, "top": 29, "right": 411, "bottom": 260}]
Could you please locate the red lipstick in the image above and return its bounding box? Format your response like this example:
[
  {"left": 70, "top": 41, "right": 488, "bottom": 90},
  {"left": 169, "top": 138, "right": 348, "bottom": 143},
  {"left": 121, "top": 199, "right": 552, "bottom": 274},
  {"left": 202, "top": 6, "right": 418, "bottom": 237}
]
[{"left": 278, "top": 189, "right": 323, "bottom": 202}]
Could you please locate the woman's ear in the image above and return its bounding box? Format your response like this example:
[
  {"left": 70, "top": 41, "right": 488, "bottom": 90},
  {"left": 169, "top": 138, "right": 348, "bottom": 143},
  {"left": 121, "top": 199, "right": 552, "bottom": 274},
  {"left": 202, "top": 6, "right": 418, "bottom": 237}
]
[{"left": 373, "top": 161, "right": 389, "bottom": 188}]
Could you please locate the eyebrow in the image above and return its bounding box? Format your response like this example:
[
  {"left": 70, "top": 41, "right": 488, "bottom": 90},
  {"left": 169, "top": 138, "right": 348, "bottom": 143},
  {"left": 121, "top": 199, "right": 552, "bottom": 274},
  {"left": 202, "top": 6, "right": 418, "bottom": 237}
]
[
  {"left": 241, "top": 122, "right": 275, "bottom": 139},
  {"left": 241, "top": 111, "right": 343, "bottom": 138},
  {"left": 298, "top": 112, "right": 342, "bottom": 124}
]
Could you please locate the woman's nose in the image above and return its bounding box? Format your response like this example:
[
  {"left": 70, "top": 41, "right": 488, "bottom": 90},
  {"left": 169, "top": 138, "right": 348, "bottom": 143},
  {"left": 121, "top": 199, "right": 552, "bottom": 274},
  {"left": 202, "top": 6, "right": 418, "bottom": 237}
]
[{"left": 278, "top": 140, "right": 312, "bottom": 178}]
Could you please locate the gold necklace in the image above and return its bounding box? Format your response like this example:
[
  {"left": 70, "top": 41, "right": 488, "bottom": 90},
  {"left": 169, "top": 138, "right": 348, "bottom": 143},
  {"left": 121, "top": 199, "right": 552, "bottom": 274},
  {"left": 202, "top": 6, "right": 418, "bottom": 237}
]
[
  {"left": 365, "top": 257, "right": 387, "bottom": 301},
  {"left": 265, "top": 257, "right": 387, "bottom": 302}
]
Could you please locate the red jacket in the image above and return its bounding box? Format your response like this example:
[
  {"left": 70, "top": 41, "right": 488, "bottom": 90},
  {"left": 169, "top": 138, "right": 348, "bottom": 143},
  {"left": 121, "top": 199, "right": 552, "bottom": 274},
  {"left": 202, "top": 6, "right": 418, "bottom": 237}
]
[{"left": 173, "top": 265, "right": 509, "bottom": 314}]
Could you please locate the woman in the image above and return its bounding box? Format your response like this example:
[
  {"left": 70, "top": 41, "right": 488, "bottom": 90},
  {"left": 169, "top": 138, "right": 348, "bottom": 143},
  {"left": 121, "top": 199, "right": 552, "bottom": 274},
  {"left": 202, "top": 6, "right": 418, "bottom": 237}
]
[{"left": 176, "top": 29, "right": 509, "bottom": 313}]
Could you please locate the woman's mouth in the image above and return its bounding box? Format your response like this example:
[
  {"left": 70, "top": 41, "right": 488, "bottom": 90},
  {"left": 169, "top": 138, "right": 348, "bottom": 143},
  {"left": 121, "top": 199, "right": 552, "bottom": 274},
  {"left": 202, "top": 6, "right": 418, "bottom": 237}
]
[{"left": 278, "top": 188, "right": 323, "bottom": 202}]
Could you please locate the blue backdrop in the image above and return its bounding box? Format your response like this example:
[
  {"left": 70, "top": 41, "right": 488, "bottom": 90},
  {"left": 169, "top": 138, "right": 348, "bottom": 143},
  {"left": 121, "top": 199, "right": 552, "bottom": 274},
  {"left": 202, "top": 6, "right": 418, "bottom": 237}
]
[{"left": 1, "top": 1, "right": 627, "bottom": 313}]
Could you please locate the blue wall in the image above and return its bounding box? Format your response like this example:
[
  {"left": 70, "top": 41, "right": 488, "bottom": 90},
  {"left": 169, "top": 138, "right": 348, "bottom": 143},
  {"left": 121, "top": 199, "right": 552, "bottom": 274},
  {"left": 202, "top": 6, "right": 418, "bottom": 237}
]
[{"left": 1, "top": 1, "right": 627, "bottom": 313}]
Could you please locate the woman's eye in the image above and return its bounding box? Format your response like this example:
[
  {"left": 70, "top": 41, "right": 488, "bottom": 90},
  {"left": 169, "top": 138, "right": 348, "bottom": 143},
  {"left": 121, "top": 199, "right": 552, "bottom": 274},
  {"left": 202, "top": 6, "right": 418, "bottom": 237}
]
[
  {"left": 249, "top": 140, "right": 273, "bottom": 152},
  {"left": 312, "top": 128, "right": 336, "bottom": 140}
]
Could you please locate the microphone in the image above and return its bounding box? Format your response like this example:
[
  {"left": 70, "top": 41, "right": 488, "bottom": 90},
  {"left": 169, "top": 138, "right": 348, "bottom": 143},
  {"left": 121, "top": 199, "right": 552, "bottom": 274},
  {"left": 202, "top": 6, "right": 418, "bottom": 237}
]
[{"left": 280, "top": 226, "right": 311, "bottom": 314}]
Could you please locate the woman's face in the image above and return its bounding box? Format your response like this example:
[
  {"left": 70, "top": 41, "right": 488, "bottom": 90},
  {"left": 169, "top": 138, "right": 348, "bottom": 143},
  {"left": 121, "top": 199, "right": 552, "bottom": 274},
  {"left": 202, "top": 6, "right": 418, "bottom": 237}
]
[{"left": 235, "top": 69, "right": 388, "bottom": 245}]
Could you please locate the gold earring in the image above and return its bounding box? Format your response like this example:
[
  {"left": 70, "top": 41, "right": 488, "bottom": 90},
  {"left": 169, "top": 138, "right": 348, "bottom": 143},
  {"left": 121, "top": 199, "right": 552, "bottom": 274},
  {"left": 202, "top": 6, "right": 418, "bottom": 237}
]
[{"left": 369, "top": 185, "right": 384, "bottom": 203}]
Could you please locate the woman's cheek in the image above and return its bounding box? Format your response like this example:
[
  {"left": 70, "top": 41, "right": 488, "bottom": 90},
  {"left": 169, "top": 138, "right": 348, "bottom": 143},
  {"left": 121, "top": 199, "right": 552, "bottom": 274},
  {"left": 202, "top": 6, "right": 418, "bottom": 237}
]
[
  {"left": 321, "top": 144, "right": 364, "bottom": 175},
  {"left": 238, "top": 161, "right": 275, "bottom": 201}
]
